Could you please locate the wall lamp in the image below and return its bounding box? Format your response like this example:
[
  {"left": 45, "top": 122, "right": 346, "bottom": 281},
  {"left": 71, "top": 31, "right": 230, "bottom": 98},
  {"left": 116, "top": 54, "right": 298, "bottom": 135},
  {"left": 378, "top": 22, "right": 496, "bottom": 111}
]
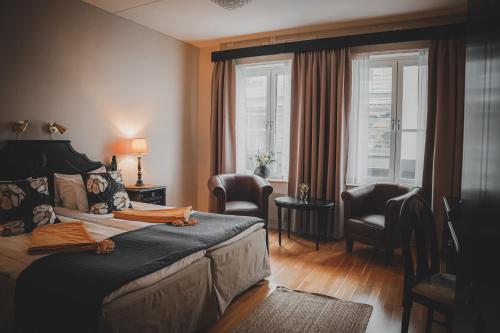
[
  {"left": 14, "top": 120, "right": 31, "bottom": 133},
  {"left": 13, "top": 120, "right": 31, "bottom": 139},
  {"left": 48, "top": 122, "right": 67, "bottom": 135}
]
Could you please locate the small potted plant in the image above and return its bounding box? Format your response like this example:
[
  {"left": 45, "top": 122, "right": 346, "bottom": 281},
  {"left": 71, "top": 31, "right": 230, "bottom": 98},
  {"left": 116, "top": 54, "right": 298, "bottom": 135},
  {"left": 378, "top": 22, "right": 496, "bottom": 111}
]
[
  {"left": 298, "top": 183, "right": 310, "bottom": 201},
  {"left": 253, "top": 149, "right": 275, "bottom": 179}
]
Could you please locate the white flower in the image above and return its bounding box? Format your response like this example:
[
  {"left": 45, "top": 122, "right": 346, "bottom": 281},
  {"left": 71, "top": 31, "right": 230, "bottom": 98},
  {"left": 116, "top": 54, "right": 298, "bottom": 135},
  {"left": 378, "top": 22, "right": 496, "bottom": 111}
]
[
  {"left": 87, "top": 175, "right": 108, "bottom": 194},
  {"left": 0, "top": 184, "right": 26, "bottom": 210},
  {"left": 28, "top": 177, "right": 48, "bottom": 195},
  {"left": 90, "top": 202, "right": 109, "bottom": 215},
  {"left": 109, "top": 171, "right": 124, "bottom": 185},
  {"left": 1, "top": 220, "right": 25, "bottom": 236},
  {"left": 113, "top": 191, "right": 130, "bottom": 210},
  {"left": 32, "top": 205, "right": 56, "bottom": 226}
]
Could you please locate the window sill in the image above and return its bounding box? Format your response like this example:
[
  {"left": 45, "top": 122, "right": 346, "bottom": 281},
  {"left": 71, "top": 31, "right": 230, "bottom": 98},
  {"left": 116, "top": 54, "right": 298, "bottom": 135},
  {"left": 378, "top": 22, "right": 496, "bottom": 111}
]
[
  {"left": 345, "top": 182, "right": 421, "bottom": 188},
  {"left": 269, "top": 179, "right": 288, "bottom": 183}
]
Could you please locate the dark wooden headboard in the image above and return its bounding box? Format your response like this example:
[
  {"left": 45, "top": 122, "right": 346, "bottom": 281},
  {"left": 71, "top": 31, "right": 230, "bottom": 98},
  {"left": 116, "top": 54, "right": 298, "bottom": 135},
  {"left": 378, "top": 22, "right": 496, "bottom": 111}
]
[{"left": 0, "top": 140, "right": 117, "bottom": 202}]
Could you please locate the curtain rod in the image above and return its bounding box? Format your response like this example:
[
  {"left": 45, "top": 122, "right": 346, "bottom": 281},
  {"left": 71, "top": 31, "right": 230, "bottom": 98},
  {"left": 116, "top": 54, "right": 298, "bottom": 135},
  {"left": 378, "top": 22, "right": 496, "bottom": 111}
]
[{"left": 211, "top": 23, "right": 466, "bottom": 62}]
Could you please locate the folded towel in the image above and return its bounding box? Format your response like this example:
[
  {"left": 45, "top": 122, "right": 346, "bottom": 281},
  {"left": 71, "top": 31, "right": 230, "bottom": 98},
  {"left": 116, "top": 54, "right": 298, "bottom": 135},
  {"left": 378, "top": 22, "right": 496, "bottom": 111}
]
[
  {"left": 29, "top": 221, "right": 114, "bottom": 255},
  {"left": 113, "top": 206, "right": 198, "bottom": 226}
]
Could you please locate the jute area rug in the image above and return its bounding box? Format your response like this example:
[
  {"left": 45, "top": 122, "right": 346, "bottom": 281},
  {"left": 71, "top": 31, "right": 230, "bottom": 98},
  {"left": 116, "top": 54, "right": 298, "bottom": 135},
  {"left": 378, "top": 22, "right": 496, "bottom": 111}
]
[{"left": 230, "top": 286, "right": 373, "bottom": 333}]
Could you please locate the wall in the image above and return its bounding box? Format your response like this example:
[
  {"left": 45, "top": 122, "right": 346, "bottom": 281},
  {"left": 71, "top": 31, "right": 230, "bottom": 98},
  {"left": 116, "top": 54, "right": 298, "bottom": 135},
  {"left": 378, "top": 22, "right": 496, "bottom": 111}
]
[
  {"left": 0, "top": 0, "right": 199, "bottom": 207},
  {"left": 196, "top": 45, "right": 217, "bottom": 211}
]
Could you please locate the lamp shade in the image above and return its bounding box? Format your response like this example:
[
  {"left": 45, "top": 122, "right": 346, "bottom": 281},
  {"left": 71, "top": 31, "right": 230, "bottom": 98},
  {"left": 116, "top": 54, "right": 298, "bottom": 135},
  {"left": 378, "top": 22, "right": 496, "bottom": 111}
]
[{"left": 130, "top": 138, "right": 148, "bottom": 154}]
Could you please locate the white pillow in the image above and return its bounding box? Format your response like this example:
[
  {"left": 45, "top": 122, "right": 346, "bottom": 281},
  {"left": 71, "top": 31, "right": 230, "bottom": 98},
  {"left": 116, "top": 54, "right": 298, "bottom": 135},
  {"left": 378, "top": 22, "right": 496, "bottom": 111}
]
[{"left": 54, "top": 166, "right": 107, "bottom": 211}]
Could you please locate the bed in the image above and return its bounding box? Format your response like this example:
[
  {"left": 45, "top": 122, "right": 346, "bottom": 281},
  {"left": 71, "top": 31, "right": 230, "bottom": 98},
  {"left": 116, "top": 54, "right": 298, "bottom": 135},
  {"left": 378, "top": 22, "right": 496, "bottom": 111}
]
[{"left": 0, "top": 140, "right": 271, "bottom": 333}]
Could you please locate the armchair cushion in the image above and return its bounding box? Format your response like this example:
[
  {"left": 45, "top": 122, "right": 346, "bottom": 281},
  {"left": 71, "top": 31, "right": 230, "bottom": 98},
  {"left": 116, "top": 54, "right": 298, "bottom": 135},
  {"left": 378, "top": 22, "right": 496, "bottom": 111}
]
[
  {"left": 225, "top": 201, "right": 260, "bottom": 215},
  {"left": 348, "top": 214, "right": 385, "bottom": 229}
]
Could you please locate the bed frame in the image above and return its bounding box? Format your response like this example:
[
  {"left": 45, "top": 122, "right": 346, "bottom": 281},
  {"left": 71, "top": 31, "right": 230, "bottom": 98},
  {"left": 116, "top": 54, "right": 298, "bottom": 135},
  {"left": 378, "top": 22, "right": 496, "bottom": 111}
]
[
  {"left": 0, "top": 140, "right": 116, "bottom": 202},
  {"left": 0, "top": 140, "right": 222, "bottom": 333}
]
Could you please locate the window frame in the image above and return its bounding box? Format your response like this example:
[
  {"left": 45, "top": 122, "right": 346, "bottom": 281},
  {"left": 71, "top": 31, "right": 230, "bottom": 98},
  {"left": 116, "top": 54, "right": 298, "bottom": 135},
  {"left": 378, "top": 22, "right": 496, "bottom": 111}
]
[
  {"left": 394, "top": 58, "right": 421, "bottom": 185},
  {"left": 364, "top": 58, "right": 398, "bottom": 184},
  {"left": 361, "top": 53, "right": 425, "bottom": 186}
]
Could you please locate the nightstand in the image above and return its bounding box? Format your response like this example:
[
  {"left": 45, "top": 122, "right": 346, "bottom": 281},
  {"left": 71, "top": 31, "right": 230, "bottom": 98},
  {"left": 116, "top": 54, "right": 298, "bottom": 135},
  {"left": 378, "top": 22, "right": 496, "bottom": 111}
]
[{"left": 125, "top": 185, "right": 166, "bottom": 206}]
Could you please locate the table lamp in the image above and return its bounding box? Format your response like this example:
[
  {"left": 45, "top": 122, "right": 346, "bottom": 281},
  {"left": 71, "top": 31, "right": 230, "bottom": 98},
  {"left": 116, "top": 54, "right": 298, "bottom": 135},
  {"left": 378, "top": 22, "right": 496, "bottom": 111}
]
[{"left": 130, "top": 138, "right": 148, "bottom": 186}]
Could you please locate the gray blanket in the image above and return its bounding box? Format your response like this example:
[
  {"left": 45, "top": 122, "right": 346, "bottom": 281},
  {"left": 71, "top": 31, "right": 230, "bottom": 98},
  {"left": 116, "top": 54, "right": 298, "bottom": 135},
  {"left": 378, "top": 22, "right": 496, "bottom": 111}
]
[{"left": 15, "top": 212, "right": 263, "bottom": 333}]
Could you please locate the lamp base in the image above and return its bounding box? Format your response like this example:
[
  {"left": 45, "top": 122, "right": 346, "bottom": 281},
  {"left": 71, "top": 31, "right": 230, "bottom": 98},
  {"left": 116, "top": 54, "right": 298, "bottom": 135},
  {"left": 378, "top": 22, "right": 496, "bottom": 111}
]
[{"left": 136, "top": 156, "right": 144, "bottom": 186}]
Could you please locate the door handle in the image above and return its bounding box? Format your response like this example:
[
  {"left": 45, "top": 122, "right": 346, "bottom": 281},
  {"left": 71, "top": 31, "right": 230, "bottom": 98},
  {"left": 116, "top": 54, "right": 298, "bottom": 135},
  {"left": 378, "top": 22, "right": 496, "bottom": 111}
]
[
  {"left": 391, "top": 119, "right": 395, "bottom": 131},
  {"left": 397, "top": 120, "right": 401, "bottom": 132}
]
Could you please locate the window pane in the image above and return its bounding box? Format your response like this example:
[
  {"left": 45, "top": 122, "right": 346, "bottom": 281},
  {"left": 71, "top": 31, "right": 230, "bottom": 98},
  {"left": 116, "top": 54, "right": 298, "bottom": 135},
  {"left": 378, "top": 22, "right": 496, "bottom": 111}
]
[
  {"left": 244, "top": 75, "right": 267, "bottom": 172},
  {"left": 399, "top": 131, "right": 417, "bottom": 180},
  {"left": 272, "top": 74, "right": 290, "bottom": 179},
  {"left": 368, "top": 66, "right": 392, "bottom": 178},
  {"left": 401, "top": 65, "right": 419, "bottom": 130}
]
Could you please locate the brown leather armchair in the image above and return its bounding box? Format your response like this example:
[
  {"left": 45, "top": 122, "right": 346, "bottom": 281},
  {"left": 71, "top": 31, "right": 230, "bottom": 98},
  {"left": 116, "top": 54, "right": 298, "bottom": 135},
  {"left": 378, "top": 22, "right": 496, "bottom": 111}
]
[
  {"left": 341, "top": 183, "right": 422, "bottom": 265},
  {"left": 208, "top": 174, "right": 273, "bottom": 248}
]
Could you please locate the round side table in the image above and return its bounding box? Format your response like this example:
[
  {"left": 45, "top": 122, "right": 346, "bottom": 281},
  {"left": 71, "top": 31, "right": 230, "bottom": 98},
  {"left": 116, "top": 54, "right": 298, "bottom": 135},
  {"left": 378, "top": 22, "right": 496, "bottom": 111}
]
[{"left": 274, "top": 196, "right": 334, "bottom": 250}]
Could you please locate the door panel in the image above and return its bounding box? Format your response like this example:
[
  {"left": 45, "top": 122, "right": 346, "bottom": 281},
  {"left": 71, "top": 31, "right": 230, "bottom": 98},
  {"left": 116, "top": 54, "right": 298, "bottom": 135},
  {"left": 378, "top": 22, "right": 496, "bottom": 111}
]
[{"left": 455, "top": 0, "right": 500, "bottom": 331}]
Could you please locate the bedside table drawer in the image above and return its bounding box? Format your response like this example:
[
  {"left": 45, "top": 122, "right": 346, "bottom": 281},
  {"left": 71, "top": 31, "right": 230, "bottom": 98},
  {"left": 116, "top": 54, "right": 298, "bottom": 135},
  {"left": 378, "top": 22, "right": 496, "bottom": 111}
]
[
  {"left": 140, "top": 189, "right": 165, "bottom": 201},
  {"left": 141, "top": 197, "right": 165, "bottom": 205},
  {"left": 126, "top": 186, "right": 166, "bottom": 206}
]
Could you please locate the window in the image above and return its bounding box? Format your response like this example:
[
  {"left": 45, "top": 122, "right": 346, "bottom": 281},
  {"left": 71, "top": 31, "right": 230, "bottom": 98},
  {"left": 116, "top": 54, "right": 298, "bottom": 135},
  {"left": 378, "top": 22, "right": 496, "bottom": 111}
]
[
  {"left": 347, "top": 51, "right": 428, "bottom": 186},
  {"left": 236, "top": 60, "right": 292, "bottom": 180}
]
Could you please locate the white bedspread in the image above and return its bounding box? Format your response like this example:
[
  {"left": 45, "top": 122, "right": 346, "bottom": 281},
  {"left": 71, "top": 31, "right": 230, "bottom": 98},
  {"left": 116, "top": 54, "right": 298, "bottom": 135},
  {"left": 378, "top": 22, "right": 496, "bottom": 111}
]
[
  {"left": 0, "top": 217, "right": 205, "bottom": 304},
  {"left": 53, "top": 201, "right": 265, "bottom": 251},
  {"left": 0, "top": 201, "right": 266, "bottom": 333},
  {"left": 0, "top": 201, "right": 264, "bottom": 302}
]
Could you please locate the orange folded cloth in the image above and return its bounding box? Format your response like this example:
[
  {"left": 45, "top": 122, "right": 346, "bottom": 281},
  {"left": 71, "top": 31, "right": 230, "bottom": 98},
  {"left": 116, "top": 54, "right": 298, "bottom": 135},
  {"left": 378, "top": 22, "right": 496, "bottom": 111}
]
[
  {"left": 113, "top": 206, "right": 198, "bottom": 226},
  {"left": 29, "top": 221, "right": 114, "bottom": 255}
]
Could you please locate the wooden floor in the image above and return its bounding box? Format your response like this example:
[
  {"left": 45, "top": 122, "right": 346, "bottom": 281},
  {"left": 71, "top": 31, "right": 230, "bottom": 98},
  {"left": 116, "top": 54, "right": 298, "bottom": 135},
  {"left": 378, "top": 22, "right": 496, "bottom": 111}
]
[{"left": 205, "top": 230, "right": 445, "bottom": 333}]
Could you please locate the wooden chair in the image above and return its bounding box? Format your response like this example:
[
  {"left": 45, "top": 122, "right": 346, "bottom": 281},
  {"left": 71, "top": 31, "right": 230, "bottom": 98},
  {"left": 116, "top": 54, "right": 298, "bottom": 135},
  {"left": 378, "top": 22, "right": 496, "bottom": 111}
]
[{"left": 399, "top": 194, "right": 455, "bottom": 333}]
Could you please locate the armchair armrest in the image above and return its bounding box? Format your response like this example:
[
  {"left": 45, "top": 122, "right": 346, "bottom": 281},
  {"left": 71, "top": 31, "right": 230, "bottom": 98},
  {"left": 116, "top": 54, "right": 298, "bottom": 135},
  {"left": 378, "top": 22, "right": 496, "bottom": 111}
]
[
  {"left": 251, "top": 176, "right": 273, "bottom": 211},
  {"left": 384, "top": 187, "right": 423, "bottom": 231},
  {"left": 207, "top": 176, "right": 227, "bottom": 213},
  {"left": 341, "top": 184, "right": 375, "bottom": 219}
]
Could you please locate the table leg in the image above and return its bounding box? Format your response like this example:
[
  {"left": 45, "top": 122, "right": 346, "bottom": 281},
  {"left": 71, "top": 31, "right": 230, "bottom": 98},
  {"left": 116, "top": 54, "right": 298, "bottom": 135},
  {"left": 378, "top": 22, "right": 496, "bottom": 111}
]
[
  {"left": 315, "top": 210, "right": 320, "bottom": 251},
  {"left": 277, "top": 206, "right": 282, "bottom": 246},
  {"left": 287, "top": 208, "right": 291, "bottom": 239}
]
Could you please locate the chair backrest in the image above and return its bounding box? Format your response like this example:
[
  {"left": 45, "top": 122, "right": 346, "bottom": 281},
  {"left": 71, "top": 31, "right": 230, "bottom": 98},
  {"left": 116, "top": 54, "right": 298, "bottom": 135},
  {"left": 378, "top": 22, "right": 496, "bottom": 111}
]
[
  {"left": 215, "top": 174, "right": 258, "bottom": 203},
  {"left": 372, "top": 183, "right": 412, "bottom": 214},
  {"left": 399, "top": 193, "right": 440, "bottom": 293}
]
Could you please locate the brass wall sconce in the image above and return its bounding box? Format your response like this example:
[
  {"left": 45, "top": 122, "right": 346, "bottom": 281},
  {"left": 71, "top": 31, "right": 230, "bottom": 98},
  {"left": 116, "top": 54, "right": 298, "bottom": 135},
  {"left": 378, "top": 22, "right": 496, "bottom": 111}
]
[
  {"left": 13, "top": 120, "right": 31, "bottom": 139},
  {"left": 14, "top": 120, "right": 31, "bottom": 133},
  {"left": 48, "top": 122, "right": 67, "bottom": 135}
]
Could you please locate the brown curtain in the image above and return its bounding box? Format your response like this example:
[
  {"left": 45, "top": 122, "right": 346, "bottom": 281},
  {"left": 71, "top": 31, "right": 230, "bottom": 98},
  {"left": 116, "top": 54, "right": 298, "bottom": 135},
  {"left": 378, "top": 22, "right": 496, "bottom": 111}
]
[
  {"left": 288, "top": 49, "right": 351, "bottom": 239},
  {"left": 209, "top": 60, "right": 236, "bottom": 211},
  {"left": 423, "top": 38, "right": 465, "bottom": 246}
]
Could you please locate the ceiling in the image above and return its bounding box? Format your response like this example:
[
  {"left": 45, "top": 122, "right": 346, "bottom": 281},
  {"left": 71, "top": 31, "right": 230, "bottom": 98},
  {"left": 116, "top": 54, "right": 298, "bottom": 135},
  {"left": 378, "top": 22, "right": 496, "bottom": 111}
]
[{"left": 83, "top": 0, "right": 466, "bottom": 45}]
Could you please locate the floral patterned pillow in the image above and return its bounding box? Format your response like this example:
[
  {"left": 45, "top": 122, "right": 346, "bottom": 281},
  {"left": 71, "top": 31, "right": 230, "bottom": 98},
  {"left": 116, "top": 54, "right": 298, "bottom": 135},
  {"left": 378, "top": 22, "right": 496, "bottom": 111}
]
[
  {"left": 0, "top": 177, "right": 59, "bottom": 237},
  {"left": 83, "top": 171, "right": 132, "bottom": 215}
]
